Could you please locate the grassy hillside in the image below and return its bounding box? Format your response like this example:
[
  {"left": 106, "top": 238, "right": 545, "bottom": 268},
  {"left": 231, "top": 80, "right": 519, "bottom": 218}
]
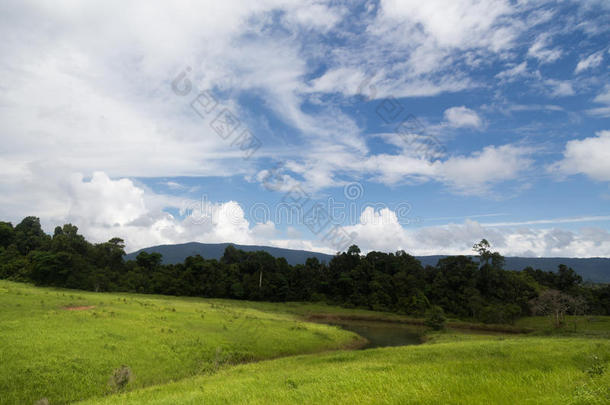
[
  {"left": 0, "top": 281, "right": 362, "bottom": 405},
  {"left": 2, "top": 280, "right": 609, "bottom": 404},
  {"left": 81, "top": 337, "right": 610, "bottom": 405},
  {"left": 515, "top": 315, "right": 610, "bottom": 338}
]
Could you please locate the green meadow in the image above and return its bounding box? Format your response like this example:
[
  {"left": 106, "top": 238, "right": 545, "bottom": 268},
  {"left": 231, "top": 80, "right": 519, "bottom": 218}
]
[
  {"left": 81, "top": 338, "right": 610, "bottom": 405},
  {"left": 1, "top": 279, "right": 609, "bottom": 405},
  {"left": 0, "top": 280, "right": 362, "bottom": 404}
]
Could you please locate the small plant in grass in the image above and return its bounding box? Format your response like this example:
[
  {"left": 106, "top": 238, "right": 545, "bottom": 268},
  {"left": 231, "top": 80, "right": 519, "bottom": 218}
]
[
  {"left": 586, "top": 355, "right": 606, "bottom": 378},
  {"left": 108, "top": 365, "right": 132, "bottom": 392},
  {"left": 214, "top": 347, "right": 225, "bottom": 370},
  {"left": 425, "top": 306, "right": 447, "bottom": 330}
]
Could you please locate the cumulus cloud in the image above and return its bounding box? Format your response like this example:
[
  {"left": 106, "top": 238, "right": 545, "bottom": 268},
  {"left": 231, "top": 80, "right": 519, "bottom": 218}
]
[
  {"left": 444, "top": 106, "right": 483, "bottom": 129},
  {"left": 342, "top": 208, "right": 610, "bottom": 257},
  {"left": 551, "top": 130, "right": 610, "bottom": 181},
  {"left": 4, "top": 166, "right": 610, "bottom": 258},
  {"left": 343, "top": 207, "right": 411, "bottom": 252},
  {"left": 0, "top": 168, "right": 279, "bottom": 252}
]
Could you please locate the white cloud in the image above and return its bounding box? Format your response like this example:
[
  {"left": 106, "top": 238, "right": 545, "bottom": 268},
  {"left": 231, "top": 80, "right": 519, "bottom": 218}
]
[
  {"left": 502, "top": 104, "right": 564, "bottom": 113},
  {"left": 545, "top": 79, "right": 575, "bottom": 97},
  {"left": 4, "top": 165, "right": 609, "bottom": 258},
  {"left": 0, "top": 1, "right": 317, "bottom": 179},
  {"left": 528, "top": 33, "right": 563, "bottom": 64},
  {"left": 483, "top": 216, "right": 610, "bottom": 227},
  {"left": 283, "top": 2, "right": 345, "bottom": 32},
  {"left": 495, "top": 61, "right": 528, "bottom": 82},
  {"left": 439, "top": 144, "right": 532, "bottom": 193},
  {"left": 593, "top": 85, "right": 610, "bottom": 105},
  {"left": 309, "top": 0, "right": 544, "bottom": 100},
  {"left": 343, "top": 207, "right": 411, "bottom": 252},
  {"left": 378, "top": 0, "right": 516, "bottom": 50},
  {"left": 587, "top": 85, "right": 610, "bottom": 117},
  {"left": 309, "top": 67, "right": 368, "bottom": 96},
  {"left": 444, "top": 106, "right": 483, "bottom": 129},
  {"left": 587, "top": 107, "right": 610, "bottom": 117},
  {"left": 552, "top": 130, "right": 610, "bottom": 181},
  {"left": 575, "top": 51, "right": 604, "bottom": 73},
  {"left": 342, "top": 209, "right": 610, "bottom": 257},
  {"left": 162, "top": 181, "right": 187, "bottom": 190},
  {"left": 0, "top": 167, "right": 280, "bottom": 251},
  {"left": 265, "top": 142, "right": 532, "bottom": 196},
  {"left": 1, "top": 1, "right": 607, "bottom": 258}
]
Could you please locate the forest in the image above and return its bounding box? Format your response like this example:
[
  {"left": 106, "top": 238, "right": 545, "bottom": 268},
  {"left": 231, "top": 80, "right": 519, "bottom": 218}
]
[{"left": 1, "top": 216, "right": 609, "bottom": 324}]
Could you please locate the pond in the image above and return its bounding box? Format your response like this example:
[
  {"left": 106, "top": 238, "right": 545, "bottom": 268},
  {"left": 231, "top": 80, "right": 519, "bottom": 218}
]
[{"left": 324, "top": 320, "right": 425, "bottom": 349}]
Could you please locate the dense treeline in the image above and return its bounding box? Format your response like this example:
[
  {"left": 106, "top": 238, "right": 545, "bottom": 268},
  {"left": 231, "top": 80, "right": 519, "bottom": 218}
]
[{"left": 1, "top": 216, "right": 610, "bottom": 323}]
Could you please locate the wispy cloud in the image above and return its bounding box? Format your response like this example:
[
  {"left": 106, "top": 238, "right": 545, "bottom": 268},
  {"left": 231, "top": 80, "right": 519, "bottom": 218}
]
[
  {"left": 481, "top": 215, "right": 610, "bottom": 227},
  {"left": 575, "top": 50, "right": 605, "bottom": 73}
]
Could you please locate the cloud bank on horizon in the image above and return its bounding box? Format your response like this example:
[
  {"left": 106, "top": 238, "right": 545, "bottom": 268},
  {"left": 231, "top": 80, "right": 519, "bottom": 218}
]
[{"left": 1, "top": 0, "right": 609, "bottom": 257}]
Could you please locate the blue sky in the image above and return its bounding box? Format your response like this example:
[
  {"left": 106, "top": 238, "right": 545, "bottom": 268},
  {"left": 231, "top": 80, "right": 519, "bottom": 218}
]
[{"left": 1, "top": 0, "right": 609, "bottom": 256}]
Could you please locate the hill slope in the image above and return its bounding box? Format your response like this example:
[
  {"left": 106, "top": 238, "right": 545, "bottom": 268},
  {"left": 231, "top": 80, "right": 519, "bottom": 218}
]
[
  {"left": 0, "top": 280, "right": 360, "bottom": 405},
  {"left": 82, "top": 337, "right": 610, "bottom": 405},
  {"left": 125, "top": 242, "right": 610, "bottom": 282}
]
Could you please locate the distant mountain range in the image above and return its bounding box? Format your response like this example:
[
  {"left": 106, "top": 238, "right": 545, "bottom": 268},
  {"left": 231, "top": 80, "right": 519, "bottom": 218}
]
[
  {"left": 125, "top": 242, "right": 610, "bottom": 283},
  {"left": 125, "top": 242, "right": 334, "bottom": 266},
  {"left": 416, "top": 256, "right": 610, "bottom": 283}
]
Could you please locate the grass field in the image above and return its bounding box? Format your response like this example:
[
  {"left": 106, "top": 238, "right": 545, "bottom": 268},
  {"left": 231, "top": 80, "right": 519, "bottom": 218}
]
[
  {"left": 1, "top": 280, "right": 609, "bottom": 405},
  {"left": 0, "top": 281, "right": 362, "bottom": 404},
  {"left": 81, "top": 337, "right": 610, "bottom": 405},
  {"left": 515, "top": 315, "right": 610, "bottom": 338}
]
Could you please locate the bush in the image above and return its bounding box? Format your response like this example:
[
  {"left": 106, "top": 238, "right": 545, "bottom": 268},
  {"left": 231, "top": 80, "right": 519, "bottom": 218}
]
[
  {"left": 108, "top": 365, "right": 132, "bottom": 392},
  {"left": 425, "top": 306, "right": 446, "bottom": 330}
]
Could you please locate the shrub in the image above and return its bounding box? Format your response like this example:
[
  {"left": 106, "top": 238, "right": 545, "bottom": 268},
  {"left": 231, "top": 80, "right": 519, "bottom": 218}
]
[
  {"left": 108, "top": 365, "right": 132, "bottom": 392},
  {"left": 425, "top": 306, "right": 446, "bottom": 330}
]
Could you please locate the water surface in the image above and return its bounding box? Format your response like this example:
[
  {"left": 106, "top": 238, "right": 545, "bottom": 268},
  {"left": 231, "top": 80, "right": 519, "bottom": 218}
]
[{"left": 325, "top": 320, "right": 425, "bottom": 349}]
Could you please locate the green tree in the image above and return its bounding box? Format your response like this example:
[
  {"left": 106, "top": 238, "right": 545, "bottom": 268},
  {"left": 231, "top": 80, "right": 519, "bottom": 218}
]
[
  {"left": 473, "top": 239, "right": 504, "bottom": 270},
  {"left": 425, "top": 306, "right": 447, "bottom": 330},
  {"left": 0, "top": 221, "right": 14, "bottom": 248},
  {"left": 473, "top": 239, "right": 493, "bottom": 266},
  {"left": 14, "top": 216, "right": 49, "bottom": 255}
]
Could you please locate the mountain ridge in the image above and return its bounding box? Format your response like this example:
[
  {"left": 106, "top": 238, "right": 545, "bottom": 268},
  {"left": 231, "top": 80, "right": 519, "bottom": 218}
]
[{"left": 125, "top": 242, "right": 610, "bottom": 283}]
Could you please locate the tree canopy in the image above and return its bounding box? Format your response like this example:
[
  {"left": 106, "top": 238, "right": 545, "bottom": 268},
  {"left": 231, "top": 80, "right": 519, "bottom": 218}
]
[{"left": 1, "top": 219, "right": 609, "bottom": 323}]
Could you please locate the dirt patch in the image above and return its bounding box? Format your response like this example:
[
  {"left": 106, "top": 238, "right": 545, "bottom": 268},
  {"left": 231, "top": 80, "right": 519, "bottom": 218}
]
[{"left": 63, "top": 305, "right": 96, "bottom": 311}]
